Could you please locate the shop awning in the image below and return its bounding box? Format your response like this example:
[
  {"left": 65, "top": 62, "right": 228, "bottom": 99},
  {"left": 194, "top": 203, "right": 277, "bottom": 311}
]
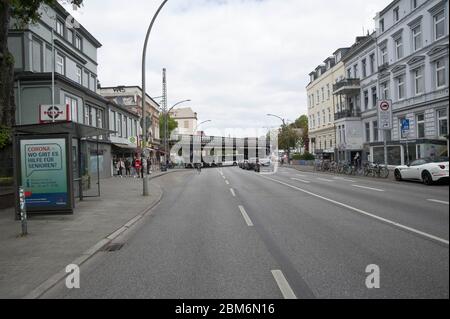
[
  {"left": 113, "top": 143, "right": 137, "bottom": 150},
  {"left": 14, "top": 121, "right": 114, "bottom": 138}
]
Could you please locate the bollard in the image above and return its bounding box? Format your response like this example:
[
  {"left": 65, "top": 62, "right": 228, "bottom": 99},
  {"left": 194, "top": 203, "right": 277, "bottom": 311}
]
[{"left": 19, "top": 186, "right": 28, "bottom": 236}]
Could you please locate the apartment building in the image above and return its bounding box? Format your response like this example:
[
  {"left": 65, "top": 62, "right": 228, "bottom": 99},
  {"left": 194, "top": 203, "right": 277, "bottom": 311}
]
[
  {"left": 99, "top": 86, "right": 161, "bottom": 154},
  {"left": 333, "top": 35, "right": 378, "bottom": 163},
  {"left": 170, "top": 107, "right": 198, "bottom": 136},
  {"left": 9, "top": 2, "right": 113, "bottom": 178},
  {"left": 370, "top": 0, "right": 449, "bottom": 165},
  {"left": 307, "top": 49, "right": 346, "bottom": 160}
]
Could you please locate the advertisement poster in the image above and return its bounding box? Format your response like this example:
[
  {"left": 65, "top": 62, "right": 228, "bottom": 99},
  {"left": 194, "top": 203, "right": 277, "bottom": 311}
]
[{"left": 20, "top": 138, "right": 68, "bottom": 209}]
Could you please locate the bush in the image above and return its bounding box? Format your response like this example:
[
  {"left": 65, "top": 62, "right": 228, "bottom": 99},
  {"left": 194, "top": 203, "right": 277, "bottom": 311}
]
[
  {"left": 291, "top": 153, "right": 302, "bottom": 160},
  {"left": 299, "top": 152, "right": 315, "bottom": 160}
]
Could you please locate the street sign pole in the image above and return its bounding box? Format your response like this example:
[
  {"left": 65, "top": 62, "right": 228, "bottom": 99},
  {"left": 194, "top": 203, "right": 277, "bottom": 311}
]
[{"left": 378, "top": 100, "right": 392, "bottom": 167}]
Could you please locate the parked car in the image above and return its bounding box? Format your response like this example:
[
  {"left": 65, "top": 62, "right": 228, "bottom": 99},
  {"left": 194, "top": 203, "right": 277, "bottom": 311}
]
[
  {"left": 394, "top": 157, "right": 449, "bottom": 185},
  {"left": 242, "top": 160, "right": 250, "bottom": 170},
  {"left": 259, "top": 157, "right": 271, "bottom": 167},
  {"left": 248, "top": 158, "right": 258, "bottom": 170}
]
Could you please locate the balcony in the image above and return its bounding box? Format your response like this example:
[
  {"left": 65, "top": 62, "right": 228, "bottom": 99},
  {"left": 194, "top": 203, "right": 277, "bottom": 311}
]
[
  {"left": 334, "top": 109, "right": 361, "bottom": 120},
  {"left": 333, "top": 78, "right": 360, "bottom": 95}
]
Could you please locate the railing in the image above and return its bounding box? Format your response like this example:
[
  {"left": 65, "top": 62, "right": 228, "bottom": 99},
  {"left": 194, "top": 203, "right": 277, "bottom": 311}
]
[
  {"left": 334, "top": 109, "right": 362, "bottom": 119},
  {"left": 333, "top": 78, "right": 360, "bottom": 92}
]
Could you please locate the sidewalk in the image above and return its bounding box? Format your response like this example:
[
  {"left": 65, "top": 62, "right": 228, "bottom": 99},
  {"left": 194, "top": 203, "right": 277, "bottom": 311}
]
[
  {"left": 0, "top": 169, "right": 182, "bottom": 299},
  {"left": 284, "top": 164, "right": 396, "bottom": 182}
]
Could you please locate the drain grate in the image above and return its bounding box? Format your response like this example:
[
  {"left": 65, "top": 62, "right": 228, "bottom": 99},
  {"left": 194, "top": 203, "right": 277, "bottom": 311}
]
[{"left": 102, "top": 243, "right": 125, "bottom": 252}]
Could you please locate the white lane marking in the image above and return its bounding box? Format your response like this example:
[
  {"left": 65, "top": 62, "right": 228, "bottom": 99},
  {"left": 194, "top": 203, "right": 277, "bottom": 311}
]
[
  {"left": 317, "top": 178, "right": 334, "bottom": 182},
  {"left": 238, "top": 205, "right": 253, "bottom": 226},
  {"left": 230, "top": 188, "right": 236, "bottom": 197},
  {"left": 260, "top": 176, "right": 449, "bottom": 246},
  {"left": 427, "top": 199, "right": 449, "bottom": 205},
  {"left": 271, "top": 270, "right": 297, "bottom": 299},
  {"left": 352, "top": 185, "right": 385, "bottom": 192},
  {"left": 222, "top": 175, "right": 226, "bottom": 179},
  {"left": 225, "top": 180, "right": 230, "bottom": 185},
  {"left": 291, "top": 178, "right": 311, "bottom": 184},
  {"left": 296, "top": 174, "right": 308, "bottom": 177},
  {"left": 334, "top": 177, "right": 355, "bottom": 183}
]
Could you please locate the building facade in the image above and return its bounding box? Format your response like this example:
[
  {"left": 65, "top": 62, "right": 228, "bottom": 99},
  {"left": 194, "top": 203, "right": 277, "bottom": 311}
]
[
  {"left": 9, "top": 2, "right": 114, "bottom": 178},
  {"left": 370, "top": 0, "right": 449, "bottom": 165},
  {"left": 307, "top": 50, "right": 346, "bottom": 159},
  {"left": 99, "top": 86, "right": 161, "bottom": 157},
  {"left": 170, "top": 107, "right": 198, "bottom": 136}
]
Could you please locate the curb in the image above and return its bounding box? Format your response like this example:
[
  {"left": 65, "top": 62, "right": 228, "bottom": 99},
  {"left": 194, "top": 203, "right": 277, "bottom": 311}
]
[{"left": 23, "top": 170, "right": 183, "bottom": 299}]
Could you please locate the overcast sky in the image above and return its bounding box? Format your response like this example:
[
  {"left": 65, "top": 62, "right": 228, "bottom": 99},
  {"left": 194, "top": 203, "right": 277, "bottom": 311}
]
[{"left": 62, "top": 0, "right": 392, "bottom": 136}]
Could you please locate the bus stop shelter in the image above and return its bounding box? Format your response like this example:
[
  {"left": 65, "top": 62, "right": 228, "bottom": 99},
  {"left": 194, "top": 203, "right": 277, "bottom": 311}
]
[{"left": 13, "top": 121, "right": 113, "bottom": 218}]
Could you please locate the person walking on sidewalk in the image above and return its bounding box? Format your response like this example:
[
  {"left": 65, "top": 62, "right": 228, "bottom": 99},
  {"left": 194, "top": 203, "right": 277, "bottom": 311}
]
[
  {"left": 125, "top": 158, "right": 131, "bottom": 177},
  {"left": 135, "top": 156, "right": 142, "bottom": 179},
  {"left": 117, "top": 158, "right": 125, "bottom": 177}
]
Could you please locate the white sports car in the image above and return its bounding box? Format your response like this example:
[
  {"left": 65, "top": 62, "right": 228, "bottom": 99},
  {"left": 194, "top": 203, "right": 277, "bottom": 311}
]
[{"left": 394, "top": 157, "right": 449, "bottom": 185}]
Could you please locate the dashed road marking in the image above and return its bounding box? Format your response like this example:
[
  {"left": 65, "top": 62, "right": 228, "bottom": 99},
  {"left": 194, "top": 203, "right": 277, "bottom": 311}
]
[
  {"left": 238, "top": 205, "right": 253, "bottom": 226},
  {"left": 230, "top": 188, "right": 236, "bottom": 197},
  {"left": 291, "top": 178, "right": 311, "bottom": 184},
  {"left": 271, "top": 270, "right": 297, "bottom": 299},
  {"left": 427, "top": 199, "right": 449, "bottom": 205},
  {"left": 352, "top": 185, "right": 385, "bottom": 192},
  {"left": 317, "top": 178, "right": 334, "bottom": 182}
]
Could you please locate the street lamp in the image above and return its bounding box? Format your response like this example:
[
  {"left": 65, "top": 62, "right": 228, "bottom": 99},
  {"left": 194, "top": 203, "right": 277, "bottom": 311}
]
[
  {"left": 194, "top": 120, "right": 212, "bottom": 135},
  {"left": 141, "top": 0, "right": 169, "bottom": 196},
  {"left": 164, "top": 99, "right": 191, "bottom": 165},
  {"left": 267, "top": 113, "right": 290, "bottom": 164}
]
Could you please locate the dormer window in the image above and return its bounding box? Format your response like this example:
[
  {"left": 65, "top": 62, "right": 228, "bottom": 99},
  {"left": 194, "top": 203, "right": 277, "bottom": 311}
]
[{"left": 393, "top": 7, "right": 400, "bottom": 22}]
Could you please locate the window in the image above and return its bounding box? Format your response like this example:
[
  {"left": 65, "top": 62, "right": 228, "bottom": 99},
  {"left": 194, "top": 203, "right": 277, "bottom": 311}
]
[
  {"left": 117, "top": 114, "right": 122, "bottom": 137},
  {"left": 90, "top": 107, "right": 97, "bottom": 127},
  {"left": 316, "top": 91, "right": 319, "bottom": 104},
  {"left": 327, "top": 84, "right": 330, "bottom": 100},
  {"left": 380, "top": 19, "right": 385, "bottom": 32},
  {"left": 371, "top": 86, "right": 378, "bottom": 108},
  {"left": 369, "top": 54, "right": 375, "bottom": 74},
  {"left": 84, "top": 106, "right": 89, "bottom": 125},
  {"left": 436, "top": 59, "right": 446, "bottom": 88},
  {"left": 328, "top": 108, "right": 332, "bottom": 123},
  {"left": 396, "top": 75, "right": 405, "bottom": 100},
  {"left": 412, "top": 0, "right": 418, "bottom": 9},
  {"left": 414, "top": 67, "right": 424, "bottom": 95},
  {"left": 412, "top": 25, "right": 422, "bottom": 51},
  {"left": 76, "top": 66, "right": 82, "bottom": 84},
  {"left": 75, "top": 35, "right": 82, "bottom": 50},
  {"left": 434, "top": 10, "right": 445, "bottom": 40},
  {"left": 184, "top": 120, "right": 189, "bottom": 129},
  {"left": 97, "top": 109, "right": 103, "bottom": 129},
  {"left": 373, "top": 121, "right": 379, "bottom": 141},
  {"left": 55, "top": 53, "right": 64, "bottom": 75},
  {"left": 416, "top": 114, "right": 425, "bottom": 138},
  {"left": 394, "top": 7, "right": 399, "bottom": 22},
  {"left": 56, "top": 20, "right": 64, "bottom": 36},
  {"left": 32, "top": 38, "right": 42, "bottom": 72},
  {"left": 381, "top": 46, "right": 388, "bottom": 64},
  {"left": 317, "top": 112, "right": 320, "bottom": 126},
  {"left": 437, "top": 109, "right": 448, "bottom": 137},
  {"left": 347, "top": 68, "right": 352, "bottom": 78},
  {"left": 65, "top": 96, "right": 78, "bottom": 122},
  {"left": 90, "top": 75, "right": 96, "bottom": 91},
  {"left": 321, "top": 87, "right": 325, "bottom": 101},
  {"left": 363, "top": 90, "right": 369, "bottom": 109},
  {"left": 365, "top": 122, "right": 371, "bottom": 142},
  {"left": 322, "top": 110, "right": 326, "bottom": 124},
  {"left": 395, "top": 37, "right": 403, "bottom": 59},
  {"left": 67, "top": 29, "right": 73, "bottom": 44},
  {"left": 353, "top": 64, "right": 358, "bottom": 78},
  {"left": 122, "top": 115, "right": 127, "bottom": 138},
  {"left": 83, "top": 70, "right": 89, "bottom": 88},
  {"left": 109, "top": 111, "right": 116, "bottom": 136},
  {"left": 381, "top": 82, "right": 389, "bottom": 99},
  {"left": 362, "top": 59, "right": 367, "bottom": 77}
]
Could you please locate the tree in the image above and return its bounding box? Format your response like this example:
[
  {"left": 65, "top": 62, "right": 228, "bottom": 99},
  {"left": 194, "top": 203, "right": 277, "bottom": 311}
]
[
  {"left": 291, "top": 114, "right": 309, "bottom": 151},
  {"left": 159, "top": 114, "right": 178, "bottom": 141},
  {"left": 0, "top": 0, "right": 83, "bottom": 143},
  {"left": 278, "top": 125, "right": 299, "bottom": 155}
]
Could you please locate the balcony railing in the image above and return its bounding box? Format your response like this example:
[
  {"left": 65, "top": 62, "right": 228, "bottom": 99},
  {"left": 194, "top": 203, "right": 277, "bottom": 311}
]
[
  {"left": 333, "top": 78, "right": 361, "bottom": 94},
  {"left": 334, "top": 109, "right": 361, "bottom": 120}
]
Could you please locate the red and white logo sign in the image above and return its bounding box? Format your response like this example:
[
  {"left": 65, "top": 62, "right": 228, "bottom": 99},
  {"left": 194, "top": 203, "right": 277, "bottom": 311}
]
[
  {"left": 39, "top": 104, "right": 71, "bottom": 123},
  {"left": 379, "top": 101, "right": 390, "bottom": 111}
]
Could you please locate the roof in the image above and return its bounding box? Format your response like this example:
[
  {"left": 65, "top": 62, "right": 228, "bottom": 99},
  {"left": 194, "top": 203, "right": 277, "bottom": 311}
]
[
  {"left": 170, "top": 107, "right": 197, "bottom": 119},
  {"left": 100, "top": 86, "right": 161, "bottom": 108}
]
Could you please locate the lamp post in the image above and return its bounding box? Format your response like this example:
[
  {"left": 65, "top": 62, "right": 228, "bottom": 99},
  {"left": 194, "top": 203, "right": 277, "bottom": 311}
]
[
  {"left": 194, "top": 120, "right": 212, "bottom": 135},
  {"left": 141, "top": 0, "right": 169, "bottom": 196},
  {"left": 267, "top": 114, "right": 290, "bottom": 163},
  {"left": 165, "top": 99, "right": 191, "bottom": 165}
]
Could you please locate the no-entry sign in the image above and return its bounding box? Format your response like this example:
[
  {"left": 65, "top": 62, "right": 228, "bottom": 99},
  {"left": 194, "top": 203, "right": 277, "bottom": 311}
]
[{"left": 377, "top": 100, "right": 392, "bottom": 130}]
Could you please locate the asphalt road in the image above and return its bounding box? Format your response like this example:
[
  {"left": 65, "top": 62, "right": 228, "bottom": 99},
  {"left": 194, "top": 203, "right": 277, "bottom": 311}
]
[{"left": 44, "top": 166, "right": 449, "bottom": 299}]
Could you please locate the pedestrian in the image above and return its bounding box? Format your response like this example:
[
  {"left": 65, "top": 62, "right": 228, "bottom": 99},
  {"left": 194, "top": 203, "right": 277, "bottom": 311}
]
[
  {"left": 147, "top": 157, "right": 151, "bottom": 174},
  {"left": 135, "top": 157, "right": 142, "bottom": 178},
  {"left": 125, "top": 158, "right": 131, "bottom": 176},
  {"left": 131, "top": 156, "right": 136, "bottom": 177},
  {"left": 117, "top": 158, "right": 124, "bottom": 177},
  {"left": 354, "top": 152, "right": 360, "bottom": 168}
]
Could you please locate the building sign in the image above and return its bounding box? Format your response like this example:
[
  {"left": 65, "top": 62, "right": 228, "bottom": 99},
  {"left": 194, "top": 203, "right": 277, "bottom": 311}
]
[
  {"left": 377, "top": 100, "right": 393, "bottom": 130},
  {"left": 39, "top": 104, "right": 70, "bottom": 123},
  {"left": 20, "top": 138, "right": 69, "bottom": 210},
  {"left": 401, "top": 119, "right": 410, "bottom": 138}
]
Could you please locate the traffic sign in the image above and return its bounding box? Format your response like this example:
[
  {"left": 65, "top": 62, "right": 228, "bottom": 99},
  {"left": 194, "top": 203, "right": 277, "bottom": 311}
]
[
  {"left": 401, "top": 118, "right": 410, "bottom": 138},
  {"left": 377, "top": 100, "right": 392, "bottom": 130}
]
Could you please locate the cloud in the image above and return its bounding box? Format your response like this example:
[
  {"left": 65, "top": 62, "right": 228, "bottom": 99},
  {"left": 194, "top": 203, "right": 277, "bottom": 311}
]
[{"left": 64, "top": 0, "right": 392, "bottom": 136}]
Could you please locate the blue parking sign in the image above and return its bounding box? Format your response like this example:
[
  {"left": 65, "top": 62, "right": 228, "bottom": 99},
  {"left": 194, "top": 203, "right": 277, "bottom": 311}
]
[{"left": 401, "top": 119, "right": 410, "bottom": 131}]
